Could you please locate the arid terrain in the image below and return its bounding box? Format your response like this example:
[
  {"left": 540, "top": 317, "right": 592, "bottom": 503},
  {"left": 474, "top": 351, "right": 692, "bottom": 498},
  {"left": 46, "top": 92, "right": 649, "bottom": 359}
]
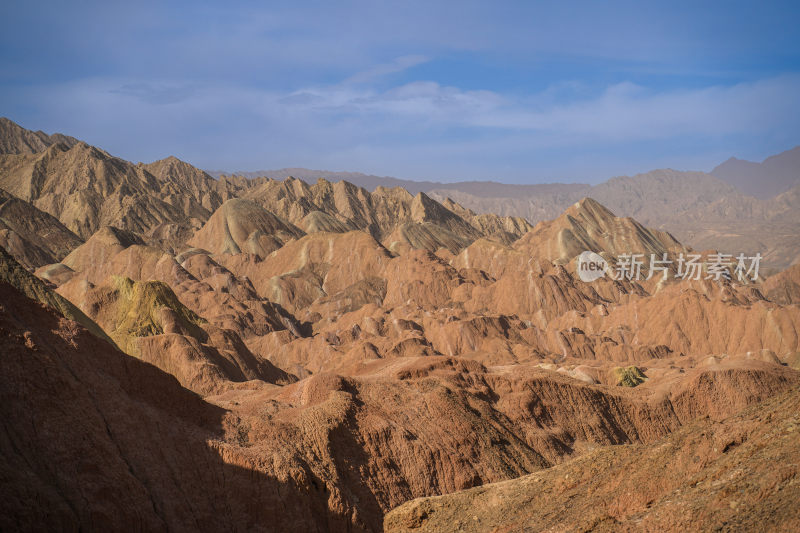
[
  {"left": 219, "top": 152, "right": 800, "bottom": 274},
  {"left": 1, "top": 118, "right": 799, "bottom": 532}
]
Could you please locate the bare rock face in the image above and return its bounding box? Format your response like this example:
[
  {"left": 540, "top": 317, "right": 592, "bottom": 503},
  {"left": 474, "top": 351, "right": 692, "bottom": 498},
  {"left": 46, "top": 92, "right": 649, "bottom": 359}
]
[
  {"left": 513, "top": 197, "right": 686, "bottom": 268},
  {"left": 8, "top": 231, "right": 799, "bottom": 531},
  {"left": 300, "top": 209, "right": 354, "bottom": 233},
  {"left": 382, "top": 221, "right": 473, "bottom": 255},
  {"left": 58, "top": 225, "right": 144, "bottom": 279},
  {"left": 0, "top": 245, "right": 111, "bottom": 343},
  {"left": 78, "top": 275, "right": 295, "bottom": 394},
  {"left": 215, "top": 230, "right": 395, "bottom": 313},
  {"left": 384, "top": 383, "right": 800, "bottom": 532},
  {"left": 50, "top": 248, "right": 298, "bottom": 395},
  {"left": 143, "top": 155, "right": 227, "bottom": 211},
  {"left": 243, "top": 176, "right": 532, "bottom": 254},
  {"left": 548, "top": 282, "right": 800, "bottom": 359},
  {"left": 0, "top": 131, "right": 230, "bottom": 245},
  {"left": 0, "top": 282, "right": 334, "bottom": 532},
  {"left": 44, "top": 230, "right": 302, "bottom": 343},
  {"left": 3, "top": 117, "right": 800, "bottom": 532},
  {"left": 0, "top": 116, "right": 79, "bottom": 154},
  {"left": 188, "top": 198, "right": 305, "bottom": 258},
  {"left": 0, "top": 188, "right": 83, "bottom": 269},
  {"left": 0, "top": 142, "right": 184, "bottom": 238},
  {"left": 433, "top": 167, "right": 800, "bottom": 272},
  {"left": 762, "top": 263, "right": 800, "bottom": 304}
]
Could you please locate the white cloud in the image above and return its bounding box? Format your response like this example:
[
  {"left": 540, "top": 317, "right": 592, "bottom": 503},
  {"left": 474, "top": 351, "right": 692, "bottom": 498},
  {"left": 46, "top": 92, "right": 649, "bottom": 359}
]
[
  {"left": 265, "top": 73, "right": 800, "bottom": 144},
  {"left": 344, "top": 55, "right": 430, "bottom": 85},
  {"left": 4, "top": 72, "right": 799, "bottom": 181}
]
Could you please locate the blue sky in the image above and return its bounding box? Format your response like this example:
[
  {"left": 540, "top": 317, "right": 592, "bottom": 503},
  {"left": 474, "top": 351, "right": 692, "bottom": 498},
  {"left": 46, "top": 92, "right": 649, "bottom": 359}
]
[{"left": 1, "top": 0, "right": 799, "bottom": 183}]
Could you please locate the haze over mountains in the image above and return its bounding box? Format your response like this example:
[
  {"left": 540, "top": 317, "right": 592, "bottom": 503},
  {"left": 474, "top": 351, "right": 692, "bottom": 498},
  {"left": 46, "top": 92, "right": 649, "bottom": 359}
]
[
  {"left": 1, "top": 117, "right": 800, "bottom": 531},
  {"left": 209, "top": 144, "right": 800, "bottom": 202},
  {"left": 212, "top": 145, "right": 800, "bottom": 272},
  {"left": 712, "top": 146, "right": 800, "bottom": 199}
]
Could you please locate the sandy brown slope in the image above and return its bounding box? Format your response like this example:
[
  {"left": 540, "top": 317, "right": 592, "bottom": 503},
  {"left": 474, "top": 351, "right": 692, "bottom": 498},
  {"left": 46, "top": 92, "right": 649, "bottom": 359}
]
[
  {"left": 0, "top": 142, "right": 192, "bottom": 239},
  {"left": 4, "top": 117, "right": 800, "bottom": 533},
  {"left": 0, "top": 116, "right": 79, "bottom": 154},
  {"left": 0, "top": 117, "right": 529, "bottom": 261},
  {"left": 762, "top": 263, "right": 800, "bottom": 305},
  {"left": 188, "top": 198, "right": 305, "bottom": 258},
  {"left": 430, "top": 168, "right": 800, "bottom": 271},
  {"left": 38, "top": 225, "right": 303, "bottom": 343},
  {"left": 37, "top": 197, "right": 800, "bottom": 383},
  {"left": 143, "top": 155, "right": 231, "bottom": 211},
  {"left": 3, "top": 281, "right": 796, "bottom": 532},
  {"left": 69, "top": 274, "right": 295, "bottom": 394},
  {"left": 148, "top": 198, "right": 799, "bottom": 377},
  {"left": 452, "top": 196, "right": 686, "bottom": 281},
  {"left": 5, "top": 207, "right": 800, "bottom": 532},
  {"left": 0, "top": 244, "right": 110, "bottom": 343},
  {"left": 0, "top": 120, "right": 234, "bottom": 248},
  {"left": 242, "top": 176, "right": 531, "bottom": 253},
  {"left": 515, "top": 196, "right": 685, "bottom": 268},
  {"left": 37, "top": 230, "right": 299, "bottom": 395},
  {"left": 0, "top": 187, "right": 83, "bottom": 269},
  {"left": 385, "top": 383, "right": 800, "bottom": 533}
]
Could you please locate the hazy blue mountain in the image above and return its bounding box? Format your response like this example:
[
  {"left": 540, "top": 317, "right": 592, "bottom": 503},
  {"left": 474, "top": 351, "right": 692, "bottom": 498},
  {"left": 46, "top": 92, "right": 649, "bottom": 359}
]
[{"left": 711, "top": 146, "right": 800, "bottom": 199}]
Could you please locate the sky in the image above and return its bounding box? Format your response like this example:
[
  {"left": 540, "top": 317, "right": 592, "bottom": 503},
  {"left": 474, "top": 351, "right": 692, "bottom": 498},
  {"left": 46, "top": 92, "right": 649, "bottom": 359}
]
[{"left": 1, "top": 0, "right": 799, "bottom": 184}]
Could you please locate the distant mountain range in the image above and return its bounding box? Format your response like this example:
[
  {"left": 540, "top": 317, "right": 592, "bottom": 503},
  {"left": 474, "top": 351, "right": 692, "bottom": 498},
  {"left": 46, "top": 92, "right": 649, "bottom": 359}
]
[
  {"left": 0, "top": 117, "right": 531, "bottom": 269},
  {"left": 711, "top": 146, "right": 800, "bottom": 199},
  {"left": 210, "top": 145, "right": 800, "bottom": 202},
  {"left": 210, "top": 147, "right": 800, "bottom": 272},
  {"left": 2, "top": 116, "right": 798, "bottom": 270},
  {"left": 208, "top": 167, "right": 591, "bottom": 199}
]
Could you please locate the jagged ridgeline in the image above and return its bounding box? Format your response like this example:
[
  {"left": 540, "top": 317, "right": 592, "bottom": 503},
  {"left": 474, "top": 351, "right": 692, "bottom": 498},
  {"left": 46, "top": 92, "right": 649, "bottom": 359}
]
[{"left": 1, "top": 117, "right": 800, "bottom": 532}]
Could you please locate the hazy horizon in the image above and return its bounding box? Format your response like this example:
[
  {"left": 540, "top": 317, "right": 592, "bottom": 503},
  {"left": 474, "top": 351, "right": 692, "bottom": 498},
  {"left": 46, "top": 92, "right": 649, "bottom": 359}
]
[{"left": 203, "top": 143, "right": 798, "bottom": 185}]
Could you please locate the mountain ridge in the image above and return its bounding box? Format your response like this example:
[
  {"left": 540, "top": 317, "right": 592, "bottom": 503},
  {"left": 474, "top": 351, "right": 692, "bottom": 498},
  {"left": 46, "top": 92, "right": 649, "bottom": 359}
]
[
  {"left": 711, "top": 146, "right": 800, "bottom": 199},
  {"left": 2, "top": 115, "right": 800, "bottom": 531}
]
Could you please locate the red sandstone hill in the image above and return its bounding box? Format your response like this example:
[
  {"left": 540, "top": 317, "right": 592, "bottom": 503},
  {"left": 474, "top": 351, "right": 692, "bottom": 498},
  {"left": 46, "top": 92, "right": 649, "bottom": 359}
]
[
  {"left": 1, "top": 118, "right": 800, "bottom": 531},
  {"left": 385, "top": 382, "right": 800, "bottom": 532},
  {"left": 3, "top": 267, "right": 798, "bottom": 531}
]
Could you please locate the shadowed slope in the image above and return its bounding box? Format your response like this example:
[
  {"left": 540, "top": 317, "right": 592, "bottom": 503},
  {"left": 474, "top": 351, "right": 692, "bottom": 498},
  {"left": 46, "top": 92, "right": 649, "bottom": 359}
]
[
  {"left": 0, "top": 281, "right": 339, "bottom": 532},
  {"left": 0, "top": 188, "right": 83, "bottom": 269},
  {"left": 0, "top": 244, "right": 111, "bottom": 344}
]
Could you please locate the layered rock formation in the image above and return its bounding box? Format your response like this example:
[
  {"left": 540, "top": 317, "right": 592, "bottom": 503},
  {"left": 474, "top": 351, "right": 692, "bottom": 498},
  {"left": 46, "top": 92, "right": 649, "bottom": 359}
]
[
  {"left": 385, "top": 383, "right": 800, "bottom": 532},
  {"left": 0, "top": 280, "right": 333, "bottom": 532},
  {"left": 241, "top": 176, "right": 532, "bottom": 253},
  {"left": 188, "top": 198, "right": 305, "bottom": 258},
  {"left": 427, "top": 167, "right": 800, "bottom": 272},
  {"left": 0, "top": 187, "right": 83, "bottom": 269},
  {"left": 1, "top": 118, "right": 799, "bottom": 531}
]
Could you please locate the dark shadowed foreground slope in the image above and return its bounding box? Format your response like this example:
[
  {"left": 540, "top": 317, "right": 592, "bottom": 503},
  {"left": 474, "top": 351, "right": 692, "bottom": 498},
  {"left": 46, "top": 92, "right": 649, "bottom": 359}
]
[{"left": 0, "top": 280, "right": 350, "bottom": 532}]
